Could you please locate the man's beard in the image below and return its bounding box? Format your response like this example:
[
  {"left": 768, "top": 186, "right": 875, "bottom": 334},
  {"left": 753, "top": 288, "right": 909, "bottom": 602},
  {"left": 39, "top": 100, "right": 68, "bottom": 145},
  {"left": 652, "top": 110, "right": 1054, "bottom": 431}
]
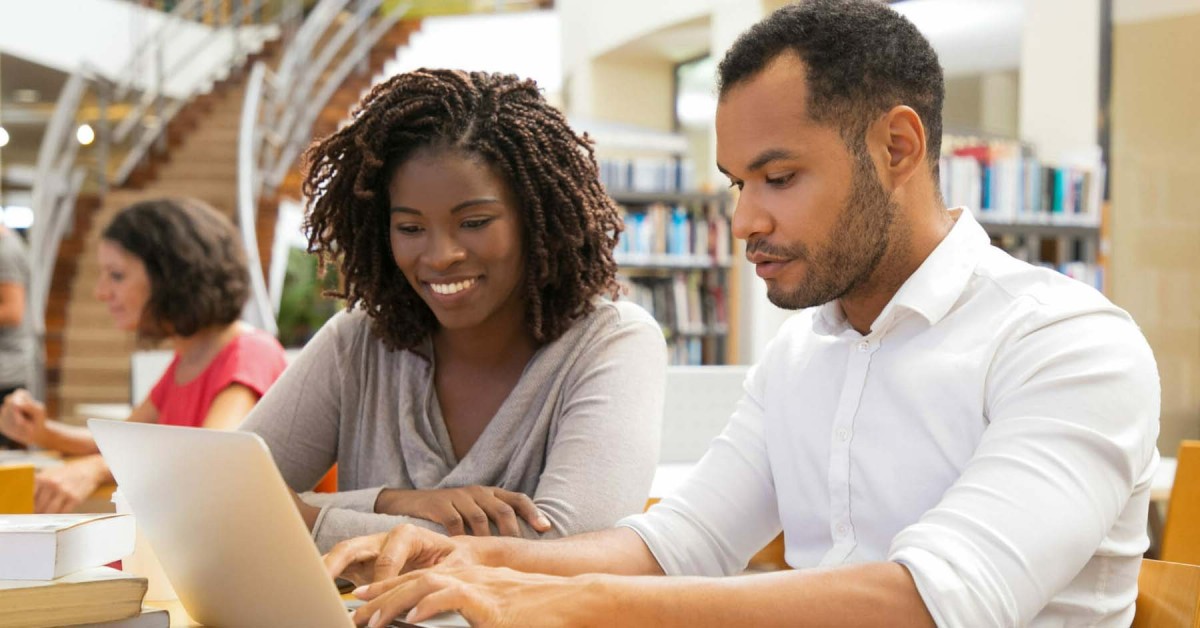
[{"left": 749, "top": 155, "right": 898, "bottom": 311}]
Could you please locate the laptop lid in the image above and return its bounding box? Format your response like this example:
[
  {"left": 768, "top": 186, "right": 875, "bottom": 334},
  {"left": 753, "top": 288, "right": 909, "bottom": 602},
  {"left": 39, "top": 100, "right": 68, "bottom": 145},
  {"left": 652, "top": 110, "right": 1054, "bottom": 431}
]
[{"left": 90, "top": 420, "right": 353, "bottom": 627}]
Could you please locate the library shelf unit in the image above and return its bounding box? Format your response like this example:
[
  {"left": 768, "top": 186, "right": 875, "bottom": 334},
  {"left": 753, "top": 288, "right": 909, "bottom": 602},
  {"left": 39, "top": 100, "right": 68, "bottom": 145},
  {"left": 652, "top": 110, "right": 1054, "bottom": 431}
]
[
  {"left": 941, "top": 134, "right": 1106, "bottom": 292},
  {"left": 609, "top": 190, "right": 736, "bottom": 366}
]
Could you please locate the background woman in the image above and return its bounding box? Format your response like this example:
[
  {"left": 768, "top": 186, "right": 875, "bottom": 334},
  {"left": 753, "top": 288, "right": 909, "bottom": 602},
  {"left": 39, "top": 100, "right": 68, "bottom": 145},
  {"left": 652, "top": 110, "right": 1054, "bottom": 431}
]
[{"left": 0, "top": 198, "right": 289, "bottom": 512}]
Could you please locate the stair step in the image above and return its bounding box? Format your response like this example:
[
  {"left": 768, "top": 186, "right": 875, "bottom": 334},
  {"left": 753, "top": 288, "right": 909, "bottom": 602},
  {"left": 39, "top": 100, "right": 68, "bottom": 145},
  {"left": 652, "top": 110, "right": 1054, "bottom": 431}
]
[
  {"left": 154, "top": 160, "right": 236, "bottom": 177},
  {"left": 58, "top": 385, "right": 130, "bottom": 404},
  {"left": 64, "top": 339, "right": 138, "bottom": 358},
  {"left": 59, "top": 368, "right": 131, "bottom": 388},
  {"left": 61, "top": 355, "right": 133, "bottom": 371},
  {"left": 65, "top": 304, "right": 115, "bottom": 324}
]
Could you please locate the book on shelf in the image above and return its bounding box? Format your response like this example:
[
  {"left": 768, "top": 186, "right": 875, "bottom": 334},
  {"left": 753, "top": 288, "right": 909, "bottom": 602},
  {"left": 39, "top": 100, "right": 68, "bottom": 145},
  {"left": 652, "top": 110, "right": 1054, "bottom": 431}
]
[
  {"left": 0, "top": 566, "right": 148, "bottom": 628},
  {"left": 599, "top": 156, "right": 696, "bottom": 193},
  {"left": 615, "top": 202, "right": 732, "bottom": 266},
  {"left": 939, "top": 137, "right": 1105, "bottom": 226},
  {"left": 0, "top": 513, "right": 136, "bottom": 580},
  {"left": 621, "top": 271, "right": 729, "bottom": 366},
  {"left": 1053, "top": 261, "right": 1103, "bottom": 292}
]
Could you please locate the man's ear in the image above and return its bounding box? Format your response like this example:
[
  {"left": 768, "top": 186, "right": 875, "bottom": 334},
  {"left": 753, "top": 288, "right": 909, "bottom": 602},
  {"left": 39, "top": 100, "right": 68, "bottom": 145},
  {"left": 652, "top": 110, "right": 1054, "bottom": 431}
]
[{"left": 870, "top": 105, "right": 927, "bottom": 189}]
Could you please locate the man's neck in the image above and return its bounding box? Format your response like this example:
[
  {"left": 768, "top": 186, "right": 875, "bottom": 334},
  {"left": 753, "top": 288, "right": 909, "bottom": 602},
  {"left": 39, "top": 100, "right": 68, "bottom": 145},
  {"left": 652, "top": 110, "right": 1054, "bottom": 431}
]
[{"left": 839, "top": 204, "right": 957, "bottom": 335}]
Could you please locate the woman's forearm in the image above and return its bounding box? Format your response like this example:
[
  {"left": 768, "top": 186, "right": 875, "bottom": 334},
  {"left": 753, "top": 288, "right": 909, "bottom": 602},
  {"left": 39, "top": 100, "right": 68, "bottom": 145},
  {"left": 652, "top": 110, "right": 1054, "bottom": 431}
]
[{"left": 40, "top": 420, "right": 100, "bottom": 456}]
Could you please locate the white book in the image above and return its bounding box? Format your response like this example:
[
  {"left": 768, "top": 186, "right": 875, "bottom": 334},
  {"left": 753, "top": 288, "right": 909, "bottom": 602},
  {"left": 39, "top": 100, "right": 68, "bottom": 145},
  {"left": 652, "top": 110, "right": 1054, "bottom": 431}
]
[{"left": 0, "top": 513, "right": 136, "bottom": 580}]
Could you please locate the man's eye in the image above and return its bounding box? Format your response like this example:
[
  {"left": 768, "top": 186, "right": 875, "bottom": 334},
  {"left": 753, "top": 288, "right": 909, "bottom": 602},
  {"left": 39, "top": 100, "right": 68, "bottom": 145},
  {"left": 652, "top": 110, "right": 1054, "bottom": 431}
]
[
  {"left": 727, "top": 180, "right": 744, "bottom": 191},
  {"left": 766, "top": 173, "right": 794, "bottom": 187}
]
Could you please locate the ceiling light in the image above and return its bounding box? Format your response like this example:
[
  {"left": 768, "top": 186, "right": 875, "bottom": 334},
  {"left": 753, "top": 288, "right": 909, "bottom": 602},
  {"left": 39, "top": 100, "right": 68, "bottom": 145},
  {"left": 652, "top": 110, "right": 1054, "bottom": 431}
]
[
  {"left": 1, "top": 206, "right": 34, "bottom": 229},
  {"left": 0, "top": 126, "right": 9, "bottom": 148},
  {"left": 76, "top": 124, "right": 95, "bottom": 146}
]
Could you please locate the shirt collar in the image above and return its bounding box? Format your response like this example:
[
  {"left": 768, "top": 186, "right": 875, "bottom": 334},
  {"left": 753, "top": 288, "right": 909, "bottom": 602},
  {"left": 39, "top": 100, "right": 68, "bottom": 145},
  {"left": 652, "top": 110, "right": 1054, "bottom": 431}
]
[{"left": 812, "top": 207, "right": 990, "bottom": 336}]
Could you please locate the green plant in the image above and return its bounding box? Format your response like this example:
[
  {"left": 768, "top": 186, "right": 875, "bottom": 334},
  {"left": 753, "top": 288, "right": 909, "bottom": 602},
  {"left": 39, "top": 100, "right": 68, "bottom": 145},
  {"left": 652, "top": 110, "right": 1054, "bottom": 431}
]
[{"left": 276, "top": 247, "right": 342, "bottom": 347}]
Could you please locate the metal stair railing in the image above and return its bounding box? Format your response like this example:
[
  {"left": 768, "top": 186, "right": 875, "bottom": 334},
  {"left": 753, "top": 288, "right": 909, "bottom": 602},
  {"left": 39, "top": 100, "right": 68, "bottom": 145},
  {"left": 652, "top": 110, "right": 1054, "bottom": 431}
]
[
  {"left": 237, "top": 0, "right": 410, "bottom": 331},
  {"left": 28, "top": 0, "right": 293, "bottom": 398}
]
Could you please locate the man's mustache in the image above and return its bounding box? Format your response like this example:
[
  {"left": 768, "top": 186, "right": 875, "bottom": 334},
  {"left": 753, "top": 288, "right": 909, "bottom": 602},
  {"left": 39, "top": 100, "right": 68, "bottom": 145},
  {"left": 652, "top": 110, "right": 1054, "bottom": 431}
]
[{"left": 745, "top": 238, "right": 808, "bottom": 261}]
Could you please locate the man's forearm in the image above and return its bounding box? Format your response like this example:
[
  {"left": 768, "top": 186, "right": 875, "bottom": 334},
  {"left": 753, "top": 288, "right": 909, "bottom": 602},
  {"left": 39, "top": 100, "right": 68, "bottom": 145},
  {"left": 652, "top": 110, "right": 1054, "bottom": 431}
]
[
  {"left": 586, "top": 561, "right": 934, "bottom": 628},
  {"left": 479, "top": 527, "right": 665, "bottom": 577}
]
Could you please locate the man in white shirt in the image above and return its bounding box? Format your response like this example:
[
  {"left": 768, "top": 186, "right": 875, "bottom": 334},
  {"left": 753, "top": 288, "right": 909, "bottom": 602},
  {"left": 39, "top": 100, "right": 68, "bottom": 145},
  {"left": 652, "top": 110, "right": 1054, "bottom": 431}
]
[{"left": 324, "top": 1, "right": 1160, "bottom": 626}]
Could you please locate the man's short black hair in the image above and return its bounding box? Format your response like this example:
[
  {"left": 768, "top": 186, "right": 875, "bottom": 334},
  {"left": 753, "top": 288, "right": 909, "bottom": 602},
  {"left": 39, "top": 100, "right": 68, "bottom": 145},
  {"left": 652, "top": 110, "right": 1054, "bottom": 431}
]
[{"left": 718, "top": 0, "right": 944, "bottom": 168}]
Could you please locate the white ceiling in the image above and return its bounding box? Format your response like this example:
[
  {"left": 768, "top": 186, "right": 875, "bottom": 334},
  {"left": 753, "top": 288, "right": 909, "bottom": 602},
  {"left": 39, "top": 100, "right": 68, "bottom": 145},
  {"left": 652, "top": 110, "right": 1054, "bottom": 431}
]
[{"left": 891, "top": 0, "right": 1025, "bottom": 78}]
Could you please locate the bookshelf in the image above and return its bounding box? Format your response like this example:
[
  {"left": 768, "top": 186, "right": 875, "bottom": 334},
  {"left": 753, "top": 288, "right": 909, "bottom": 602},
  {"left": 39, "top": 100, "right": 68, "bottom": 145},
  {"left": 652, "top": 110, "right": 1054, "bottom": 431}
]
[
  {"left": 580, "top": 119, "right": 738, "bottom": 365},
  {"left": 609, "top": 188, "right": 734, "bottom": 366},
  {"left": 940, "top": 134, "right": 1106, "bottom": 291}
]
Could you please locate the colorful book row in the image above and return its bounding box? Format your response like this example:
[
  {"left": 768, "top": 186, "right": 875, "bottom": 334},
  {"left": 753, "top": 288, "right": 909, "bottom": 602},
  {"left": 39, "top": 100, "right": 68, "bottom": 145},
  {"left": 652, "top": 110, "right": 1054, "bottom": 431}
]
[{"left": 616, "top": 203, "right": 732, "bottom": 264}]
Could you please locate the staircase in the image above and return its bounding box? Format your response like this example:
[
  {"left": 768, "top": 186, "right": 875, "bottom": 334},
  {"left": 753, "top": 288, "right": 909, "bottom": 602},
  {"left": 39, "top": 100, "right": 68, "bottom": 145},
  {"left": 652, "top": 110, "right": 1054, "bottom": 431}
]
[
  {"left": 52, "top": 81, "right": 248, "bottom": 420},
  {"left": 48, "top": 19, "right": 422, "bottom": 423}
]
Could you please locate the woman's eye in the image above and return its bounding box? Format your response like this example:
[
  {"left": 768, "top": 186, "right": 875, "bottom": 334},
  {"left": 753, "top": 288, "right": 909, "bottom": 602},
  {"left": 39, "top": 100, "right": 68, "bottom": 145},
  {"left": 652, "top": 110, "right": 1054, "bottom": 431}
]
[
  {"left": 461, "top": 217, "right": 492, "bottom": 229},
  {"left": 395, "top": 224, "right": 423, "bottom": 235},
  {"left": 727, "top": 180, "right": 744, "bottom": 191}
]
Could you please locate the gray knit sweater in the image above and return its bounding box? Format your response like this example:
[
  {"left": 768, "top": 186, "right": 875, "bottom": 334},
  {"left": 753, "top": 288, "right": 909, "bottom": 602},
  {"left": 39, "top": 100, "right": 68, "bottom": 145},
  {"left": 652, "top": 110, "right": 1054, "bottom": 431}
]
[{"left": 240, "top": 300, "right": 666, "bottom": 551}]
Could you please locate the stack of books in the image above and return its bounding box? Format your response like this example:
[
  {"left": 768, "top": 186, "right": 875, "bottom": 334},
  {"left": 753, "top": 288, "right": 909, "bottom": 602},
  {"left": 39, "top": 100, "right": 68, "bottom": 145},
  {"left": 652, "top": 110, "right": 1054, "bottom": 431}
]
[{"left": 0, "top": 513, "right": 166, "bottom": 628}]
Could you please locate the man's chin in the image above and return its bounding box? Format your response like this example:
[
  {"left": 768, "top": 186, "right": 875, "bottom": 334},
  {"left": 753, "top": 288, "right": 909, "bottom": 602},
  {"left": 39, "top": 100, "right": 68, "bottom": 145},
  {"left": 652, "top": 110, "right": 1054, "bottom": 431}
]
[
  {"left": 766, "top": 287, "right": 810, "bottom": 311},
  {"left": 765, "top": 279, "right": 837, "bottom": 311}
]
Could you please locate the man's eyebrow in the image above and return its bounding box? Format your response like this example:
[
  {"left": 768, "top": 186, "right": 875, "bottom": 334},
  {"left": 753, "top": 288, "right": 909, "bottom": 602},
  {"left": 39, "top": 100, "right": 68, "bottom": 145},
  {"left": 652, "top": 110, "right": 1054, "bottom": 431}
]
[
  {"left": 746, "top": 149, "right": 800, "bottom": 172},
  {"left": 389, "top": 197, "right": 502, "bottom": 214}
]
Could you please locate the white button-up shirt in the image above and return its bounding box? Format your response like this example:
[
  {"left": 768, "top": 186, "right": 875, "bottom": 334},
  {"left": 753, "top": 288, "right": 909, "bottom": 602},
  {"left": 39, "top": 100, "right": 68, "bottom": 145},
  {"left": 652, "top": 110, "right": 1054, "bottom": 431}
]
[{"left": 620, "top": 209, "right": 1160, "bottom": 627}]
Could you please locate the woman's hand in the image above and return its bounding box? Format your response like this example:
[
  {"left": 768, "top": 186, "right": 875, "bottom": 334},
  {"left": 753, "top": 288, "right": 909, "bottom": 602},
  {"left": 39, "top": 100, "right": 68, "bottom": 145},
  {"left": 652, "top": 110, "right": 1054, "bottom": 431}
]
[
  {"left": 324, "top": 524, "right": 482, "bottom": 585},
  {"left": 375, "top": 486, "right": 550, "bottom": 537},
  {"left": 34, "top": 455, "right": 106, "bottom": 513},
  {"left": 0, "top": 389, "right": 47, "bottom": 447}
]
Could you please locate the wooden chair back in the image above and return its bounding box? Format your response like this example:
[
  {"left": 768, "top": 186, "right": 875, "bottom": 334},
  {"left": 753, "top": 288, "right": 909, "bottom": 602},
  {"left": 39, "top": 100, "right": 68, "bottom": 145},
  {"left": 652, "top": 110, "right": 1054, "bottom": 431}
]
[
  {"left": 0, "top": 463, "right": 34, "bottom": 513},
  {"left": 1134, "top": 558, "right": 1200, "bottom": 628},
  {"left": 1162, "top": 441, "right": 1200, "bottom": 565}
]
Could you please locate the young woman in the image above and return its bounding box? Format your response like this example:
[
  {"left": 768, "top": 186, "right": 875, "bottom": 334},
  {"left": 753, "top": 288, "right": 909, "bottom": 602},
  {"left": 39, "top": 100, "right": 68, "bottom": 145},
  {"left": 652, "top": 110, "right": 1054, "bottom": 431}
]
[
  {"left": 0, "top": 198, "right": 289, "bottom": 512},
  {"left": 239, "top": 69, "right": 667, "bottom": 552}
]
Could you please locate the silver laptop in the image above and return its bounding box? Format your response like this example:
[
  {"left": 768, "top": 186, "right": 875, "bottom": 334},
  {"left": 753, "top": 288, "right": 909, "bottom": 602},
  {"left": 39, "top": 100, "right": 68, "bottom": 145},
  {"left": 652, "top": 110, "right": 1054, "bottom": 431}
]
[{"left": 90, "top": 420, "right": 467, "bottom": 627}]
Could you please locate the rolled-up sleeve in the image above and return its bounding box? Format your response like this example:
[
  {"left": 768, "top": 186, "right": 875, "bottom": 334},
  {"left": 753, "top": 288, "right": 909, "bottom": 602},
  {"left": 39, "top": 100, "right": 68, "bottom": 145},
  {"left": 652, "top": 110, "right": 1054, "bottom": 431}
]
[
  {"left": 618, "top": 362, "right": 782, "bottom": 577},
  {"left": 889, "top": 308, "right": 1160, "bottom": 626},
  {"left": 530, "top": 314, "right": 668, "bottom": 540}
]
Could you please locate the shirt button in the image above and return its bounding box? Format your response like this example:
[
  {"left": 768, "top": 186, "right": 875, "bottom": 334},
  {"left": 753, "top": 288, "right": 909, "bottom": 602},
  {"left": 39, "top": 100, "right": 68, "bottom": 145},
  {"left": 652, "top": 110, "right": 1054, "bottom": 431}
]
[
  {"left": 836, "top": 429, "right": 851, "bottom": 441},
  {"left": 836, "top": 524, "right": 849, "bottom": 536},
  {"left": 857, "top": 340, "right": 870, "bottom": 352}
]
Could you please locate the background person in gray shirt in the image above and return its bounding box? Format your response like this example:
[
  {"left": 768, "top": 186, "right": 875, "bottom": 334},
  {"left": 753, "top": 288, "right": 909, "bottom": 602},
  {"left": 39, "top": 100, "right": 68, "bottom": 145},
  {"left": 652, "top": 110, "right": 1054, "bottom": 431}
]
[
  {"left": 241, "top": 70, "right": 667, "bottom": 552},
  {"left": 0, "top": 224, "right": 33, "bottom": 449}
]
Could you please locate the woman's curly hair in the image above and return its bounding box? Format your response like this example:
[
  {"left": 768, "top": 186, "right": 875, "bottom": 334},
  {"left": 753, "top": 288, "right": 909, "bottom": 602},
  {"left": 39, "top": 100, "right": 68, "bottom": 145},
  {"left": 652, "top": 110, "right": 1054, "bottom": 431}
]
[
  {"left": 301, "top": 69, "right": 623, "bottom": 351},
  {"left": 101, "top": 197, "right": 249, "bottom": 342}
]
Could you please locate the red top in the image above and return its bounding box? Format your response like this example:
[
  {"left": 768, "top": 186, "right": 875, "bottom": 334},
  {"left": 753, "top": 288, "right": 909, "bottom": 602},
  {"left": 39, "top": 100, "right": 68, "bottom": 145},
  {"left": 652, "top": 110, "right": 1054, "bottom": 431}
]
[{"left": 149, "top": 328, "right": 288, "bottom": 428}]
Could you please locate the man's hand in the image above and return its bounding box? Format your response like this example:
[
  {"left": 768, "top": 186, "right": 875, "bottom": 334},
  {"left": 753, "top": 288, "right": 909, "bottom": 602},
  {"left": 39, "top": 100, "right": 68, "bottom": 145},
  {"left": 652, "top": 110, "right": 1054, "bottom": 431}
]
[
  {"left": 349, "top": 566, "right": 600, "bottom": 628},
  {"left": 376, "top": 486, "right": 550, "bottom": 537},
  {"left": 324, "top": 524, "right": 483, "bottom": 585},
  {"left": 0, "top": 389, "right": 47, "bottom": 447},
  {"left": 34, "top": 456, "right": 105, "bottom": 513}
]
